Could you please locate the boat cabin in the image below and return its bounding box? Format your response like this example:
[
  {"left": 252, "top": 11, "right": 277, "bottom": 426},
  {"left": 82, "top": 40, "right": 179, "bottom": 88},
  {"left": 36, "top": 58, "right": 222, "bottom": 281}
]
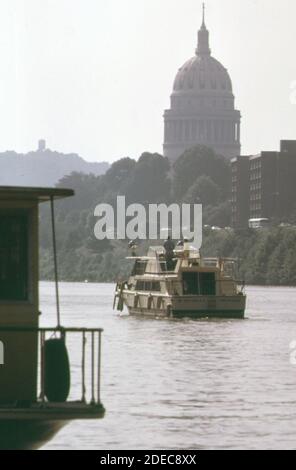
[
  {"left": 0, "top": 186, "right": 104, "bottom": 450},
  {"left": 129, "top": 246, "right": 239, "bottom": 297},
  {"left": 116, "top": 245, "right": 246, "bottom": 318},
  {"left": 0, "top": 187, "right": 65, "bottom": 403}
]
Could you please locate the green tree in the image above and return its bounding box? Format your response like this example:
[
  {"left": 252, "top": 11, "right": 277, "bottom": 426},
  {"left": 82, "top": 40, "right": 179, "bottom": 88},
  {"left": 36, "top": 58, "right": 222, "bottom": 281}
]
[
  {"left": 183, "top": 175, "right": 221, "bottom": 206},
  {"left": 173, "top": 145, "right": 230, "bottom": 200}
]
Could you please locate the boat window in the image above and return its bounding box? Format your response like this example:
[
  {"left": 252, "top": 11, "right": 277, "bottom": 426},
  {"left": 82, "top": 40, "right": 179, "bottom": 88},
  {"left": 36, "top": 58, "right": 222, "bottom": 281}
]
[
  {"left": 182, "top": 272, "right": 216, "bottom": 296},
  {"left": 160, "top": 259, "right": 177, "bottom": 273},
  {"left": 160, "top": 261, "right": 167, "bottom": 272},
  {"left": 182, "top": 272, "right": 199, "bottom": 295},
  {"left": 132, "top": 260, "right": 147, "bottom": 276},
  {"left": 152, "top": 281, "right": 161, "bottom": 292},
  {"left": 167, "top": 259, "right": 177, "bottom": 272},
  {"left": 135, "top": 281, "right": 161, "bottom": 292},
  {"left": 199, "top": 272, "right": 216, "bottom": 296},
  {"left": 0, "top": 212, "right": 29, "bottom": 301},
  {"left": 136, "top": 281, "right": 145, "bottom": 291},
  {"left": 145, "top": 282, "right": 152, "bottom": 292}
]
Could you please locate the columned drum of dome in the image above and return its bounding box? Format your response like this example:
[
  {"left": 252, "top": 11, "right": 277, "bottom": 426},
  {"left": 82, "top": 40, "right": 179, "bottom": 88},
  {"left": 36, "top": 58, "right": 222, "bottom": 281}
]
[{"left": 163, "top": 6, "right": 241, "bottom": 161}]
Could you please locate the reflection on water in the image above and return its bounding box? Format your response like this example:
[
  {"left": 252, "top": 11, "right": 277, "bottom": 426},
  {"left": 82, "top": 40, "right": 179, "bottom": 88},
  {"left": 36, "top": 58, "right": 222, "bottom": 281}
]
[{"left": 40, "top": 283, "right": 296, "bottom": 450}]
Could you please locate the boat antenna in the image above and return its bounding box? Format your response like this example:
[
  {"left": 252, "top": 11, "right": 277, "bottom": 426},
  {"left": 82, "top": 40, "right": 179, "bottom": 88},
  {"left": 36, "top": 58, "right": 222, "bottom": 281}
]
[{"left": 50, "top": 195, "right": 61, "bottom": 328}]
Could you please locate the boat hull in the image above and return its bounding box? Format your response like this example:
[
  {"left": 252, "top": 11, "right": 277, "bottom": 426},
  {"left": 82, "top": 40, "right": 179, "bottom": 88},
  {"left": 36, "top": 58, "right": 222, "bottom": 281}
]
[
  {"left": 172, "top": 294, "right": 246, "bottom": 319},
  {"left": 127, "top": 308, "right": 245, "bottom": 319},
  {"left": 0, "top": 420, "right": 67, "bottom": 450},
  {"left": 123, "top": 293, "right": 246, "bottom": 319},
  {"left": 0, "top": 402, "right": 105, "bottom": 450}
]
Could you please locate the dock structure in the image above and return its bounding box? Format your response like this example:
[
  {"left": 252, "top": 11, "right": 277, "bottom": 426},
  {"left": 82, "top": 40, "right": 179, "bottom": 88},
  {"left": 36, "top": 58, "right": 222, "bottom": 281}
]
[{"left": 0, "top": 187, "right": 105, "bottom": 450}]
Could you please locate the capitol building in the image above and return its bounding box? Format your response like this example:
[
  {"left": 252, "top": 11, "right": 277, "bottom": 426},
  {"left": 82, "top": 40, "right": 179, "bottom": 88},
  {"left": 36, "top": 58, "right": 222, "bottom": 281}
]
[{"left": 163, "top": 5, "right": 241, "bottom": 161}]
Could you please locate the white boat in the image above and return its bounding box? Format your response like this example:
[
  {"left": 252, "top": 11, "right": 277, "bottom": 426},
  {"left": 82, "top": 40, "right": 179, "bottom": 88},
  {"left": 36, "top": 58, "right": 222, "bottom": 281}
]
[{"left": 114, "top": 244, "right": 246, "bottom": 319}]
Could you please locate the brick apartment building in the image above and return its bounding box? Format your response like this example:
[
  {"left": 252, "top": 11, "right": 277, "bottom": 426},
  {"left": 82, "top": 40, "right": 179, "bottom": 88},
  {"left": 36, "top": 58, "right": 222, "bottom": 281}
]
[{"left": 231, "top": 140, "right": 296, "bottom": 228}]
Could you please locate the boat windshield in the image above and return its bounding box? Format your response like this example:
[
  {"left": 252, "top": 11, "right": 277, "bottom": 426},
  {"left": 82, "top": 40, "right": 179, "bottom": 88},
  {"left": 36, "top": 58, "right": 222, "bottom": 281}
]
[
  {"left": 131, "top": 260, "right": 148, "bottom": 275},
  {"left": 147, "top": 246, "right": 165, "bottom": 257}
]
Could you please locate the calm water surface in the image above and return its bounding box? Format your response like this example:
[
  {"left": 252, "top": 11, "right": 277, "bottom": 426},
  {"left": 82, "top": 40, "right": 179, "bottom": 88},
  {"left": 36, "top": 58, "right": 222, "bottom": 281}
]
[{"left": 40, "top": 283, "right": 296, "bottom": 450}]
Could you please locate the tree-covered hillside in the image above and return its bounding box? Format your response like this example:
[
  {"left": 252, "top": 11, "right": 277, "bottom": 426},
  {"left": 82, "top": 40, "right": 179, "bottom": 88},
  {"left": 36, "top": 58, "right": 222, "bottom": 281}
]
[
  {"left": 39, "top": 146, "right": 296, "bottom": 285},
  {"left": 0, "top": 147, "right": 109, "bottom": 187}
]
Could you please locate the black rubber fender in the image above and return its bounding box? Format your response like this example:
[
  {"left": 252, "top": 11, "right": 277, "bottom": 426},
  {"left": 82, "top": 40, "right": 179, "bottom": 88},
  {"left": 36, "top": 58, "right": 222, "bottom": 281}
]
[
  {"left": 44, "top": 337, "right": 71, "bottom": 403},
  {"left": 166, "top": 304, "right": 173, "bottom": 317}
]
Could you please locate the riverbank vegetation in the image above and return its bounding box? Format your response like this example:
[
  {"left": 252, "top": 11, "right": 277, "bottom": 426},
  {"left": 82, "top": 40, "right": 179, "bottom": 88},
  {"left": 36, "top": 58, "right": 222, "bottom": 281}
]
[{"left": 39, "top": 146, "right": 296, "bottom": 286}]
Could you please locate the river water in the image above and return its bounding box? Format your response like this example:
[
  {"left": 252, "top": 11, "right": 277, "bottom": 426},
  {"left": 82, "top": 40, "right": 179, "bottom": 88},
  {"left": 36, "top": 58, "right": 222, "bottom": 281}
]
[{"left": 40, "top": 283, "right": 296, "bottom": 450}]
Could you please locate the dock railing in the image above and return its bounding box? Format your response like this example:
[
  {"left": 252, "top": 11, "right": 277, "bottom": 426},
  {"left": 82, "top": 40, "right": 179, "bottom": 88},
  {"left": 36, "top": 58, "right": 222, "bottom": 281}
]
[{"left": 0, "top": 327, "right": 103, "bottom": 406}]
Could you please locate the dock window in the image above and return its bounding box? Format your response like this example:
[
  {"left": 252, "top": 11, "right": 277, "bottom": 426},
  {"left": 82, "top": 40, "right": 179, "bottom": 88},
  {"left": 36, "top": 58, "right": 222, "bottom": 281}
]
[{"left": 0, "top": 213, "right": 29, "bottom": 301}]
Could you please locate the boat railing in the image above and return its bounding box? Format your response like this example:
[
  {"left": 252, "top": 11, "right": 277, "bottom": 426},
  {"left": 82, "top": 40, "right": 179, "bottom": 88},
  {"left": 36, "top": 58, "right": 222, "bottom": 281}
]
[{"left": 0, "top": 327, "right": 103, "bottom": 406}]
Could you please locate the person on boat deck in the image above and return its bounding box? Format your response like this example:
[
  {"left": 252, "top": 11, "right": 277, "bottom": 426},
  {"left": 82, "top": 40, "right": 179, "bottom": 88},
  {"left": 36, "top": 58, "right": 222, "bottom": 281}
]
[
  {"left": 164, "top": 236, "right": 175, "bottom": 254},
  {"left": 164, "top": 236, "right": 175, "bottom": 270},
  {"left": 128, "top": 239, "right": 138, "bottom": 257}
]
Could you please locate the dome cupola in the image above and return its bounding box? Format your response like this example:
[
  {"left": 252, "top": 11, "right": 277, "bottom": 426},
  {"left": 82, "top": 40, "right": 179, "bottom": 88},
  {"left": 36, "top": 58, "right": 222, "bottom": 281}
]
[
  {"left": 196, "top": 3, "right": 211, "bottom": 56},
  {"left": 163, "top": 4, "right": 241, "bottom": 161}
]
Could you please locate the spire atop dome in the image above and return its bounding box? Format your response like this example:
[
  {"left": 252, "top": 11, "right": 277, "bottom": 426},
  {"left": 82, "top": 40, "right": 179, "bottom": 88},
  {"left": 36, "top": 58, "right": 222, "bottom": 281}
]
[
  {"left": 202, "top": 2, "right": 206, "bottom": 28},
  {"left": 196, "top": 3, "right": 211, "bottom": 56}
]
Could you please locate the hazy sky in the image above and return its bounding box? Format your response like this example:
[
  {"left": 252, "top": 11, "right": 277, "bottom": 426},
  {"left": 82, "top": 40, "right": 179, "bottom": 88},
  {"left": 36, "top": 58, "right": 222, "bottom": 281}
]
[{"left": 0, "top": 0, "right": 295, "bottom": 162}]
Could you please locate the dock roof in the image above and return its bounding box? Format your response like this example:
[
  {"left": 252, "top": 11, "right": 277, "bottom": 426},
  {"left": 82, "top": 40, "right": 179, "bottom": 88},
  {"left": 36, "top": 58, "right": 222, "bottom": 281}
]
[{"left": 0, "top": 186, "right": 74, "bottom": 202}]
